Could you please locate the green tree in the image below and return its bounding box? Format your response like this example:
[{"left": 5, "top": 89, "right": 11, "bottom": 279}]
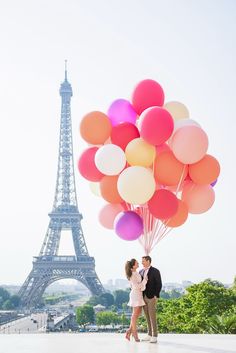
[
  {"left": 113, "top": 290, "right": 129, "bottom": 308},
  {"left": 86, "top": 295, "right": 99, "bottom": 306},
  {"left": 76, "top": 305, "right": 95, "bottom": 327},
  {"left": 2, "top": 299, "right": 14, "bottom": 310},
  {"left": 96, "top": 311, "right": 120, "bottom": 326},
  {"left": 209, "top": 314, "right": 236, "bottom": 334},
  {"left": 99, "top": 293, "right": 114, "bottom": 308},
  {"left": 0, "top": 287, "right": 10, "bottom": 308},
  {"left": 10, "top": 295, "right": 20, "bottom": 308}
]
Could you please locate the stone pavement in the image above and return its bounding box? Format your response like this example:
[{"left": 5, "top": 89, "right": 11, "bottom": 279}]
[{"left": 0, "top": 333, "right": 235, "bottom": 353}]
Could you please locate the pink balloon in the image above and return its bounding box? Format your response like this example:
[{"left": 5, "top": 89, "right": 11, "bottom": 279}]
[
  {"left": 156, "top": 143, "right": 171, "bottom": 155},
  {"left": 132, "top": 79, "right": 165, "bottom": 115},
  {"left": 99, "top": 203, "right": 124, "bottom": 229},
  {"left": 107, "top": 99, "right": 137, "bottom": 126},
  {"left": 78, "top": 147, "right": 104, "bottom": 182},
  {"left": 181, "top": 182, "right": 215, "bottom": 214},
  {"left": 171, "top": 126, "right": 208, "bottom": 164},
  {"left": 140, "top": 107, "right": 174, "bottom": 146}
]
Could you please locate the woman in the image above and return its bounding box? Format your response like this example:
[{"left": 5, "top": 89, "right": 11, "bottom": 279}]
[{"left": 125, "top": 258, "right": 147, "bottom": 342}]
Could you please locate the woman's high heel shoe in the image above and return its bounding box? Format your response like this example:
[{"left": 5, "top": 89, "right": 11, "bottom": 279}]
[
  {"left": 132, "top": 332, "right": 140, "bottom": 342},
  {"left": 125, "top": 328, "right": 131, "bottom": 341}
]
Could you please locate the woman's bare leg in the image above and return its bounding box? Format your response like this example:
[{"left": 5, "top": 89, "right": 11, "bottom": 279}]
[{"left": 130, "top": 307, "right": 142, "bottom": 340}]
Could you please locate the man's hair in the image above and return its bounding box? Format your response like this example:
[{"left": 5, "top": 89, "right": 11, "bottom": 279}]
[{"left": 142, "top": 255, "right": 152, "bottom": 263}]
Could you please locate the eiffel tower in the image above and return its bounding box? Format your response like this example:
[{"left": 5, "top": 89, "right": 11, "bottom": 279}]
[{"left": 19, "top": 64, "right": 105, "bottom": 308}]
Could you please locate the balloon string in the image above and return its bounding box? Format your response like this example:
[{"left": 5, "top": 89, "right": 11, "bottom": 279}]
[{"left": 175, "top": 164, "right": 187, "bottom": 196}]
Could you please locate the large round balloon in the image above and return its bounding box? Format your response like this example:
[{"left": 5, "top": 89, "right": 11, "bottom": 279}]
[
  {"left": 171, "top": 126, "right": 208, "bottom": 164},
  {"left": 99, "top": 203, "right": 124, "bottom": 229},
  {"left": 181, "top": 182, "right": 215, "bottom": 214},
  {"left": 100, "top": 175, "right": 124, "bottom": 203},
  {"left": 164, "top": 101, "right": 189, "bottom": 120},
  {"left": 117, "top": 166, "right": 156, "bottom": 204},
  {"left": 140, "top": 107, "right": 174, "bottom": 146},
  {"left": 111, "top": 122, "right": 140, "bottom": 150},
  {"left": 156, "top": 143, "right": 171, "bottom": 155},
  {"left": 167, "top": 199, "right": 188, "bottom": 227},
  {"left": 107, "top": 99, "right": 137, "bottom": 126},
  {"left": 78, "top": 147, "right": 104, "bottom": 182},
  {"left": 114, "top": 211, "right": 143, "bottom": 240},
  {"left": 189, "top": 154, "right": 220, "bottom": 185},
  {"left": 125, "top": 138, "right": 156, "bottom": 167},
  {"left": 154, "top": 151, "right": 188, "bottom": 186},
  {"left": 131, "top": 79, "right": 165, "bottom": 115},
  {"left": 148, "top": 189, "right": 179, "bottom": 220},
  {"left": 95, "top": 144, "right": 126, "bottom": 175},
  {"left": 80, "top": 111, "right": 112, "bottom": 145}
]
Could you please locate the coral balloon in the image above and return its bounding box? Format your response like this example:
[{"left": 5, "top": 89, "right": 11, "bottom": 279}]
[
  {"left": 100, "top": 176, "right": 124, "bottom": 203},
  {"left": 154, "top": 151, "right": 188, "bottom": 186},
  {"left": 80, "top": 111, "right": 112, "bottom": 145},
  {"left": 114, "top": 211, "right": 143, "bottom": 240},
  {"left": 125, "top": 138, "right": 156, "bottom": 167},
  {"left": 107, "top": 99, "right": 137, "bottom": 126},
  {"left": 78, "top": 147, "right": 104, "bottom": 182},
  {"left": 117, "top": 166, "right": 156, "bottom": 204},
  {"left": 182, "top": 182, "right": 215, "bottom": 214},
  {"left": 148, "top": 189, "right": 179, "bottom": 220},
  {"left": 95, "top": 144, "right": 126, "bottom": 175},
  {"left": 111, "top": 122, "right": 140, "bottom": 150},
  {"left": 164, "top": 101, "right": 189, "bottom": 120},
  {"left": 171, "top": 126, "right": 208, "bottom": 164},
  {"left": 167, "top": 199, "right": 188, "bottom": 227},
  {"left": 99, "top": 203, "right": 124, "bottom": 229},
  {"left": 132, "top": 79, "right": 165, "bottom": 115},
  {"left": 189, "top": 155, "right": 220, "bottom": 185},
  {"left": 140, "top": 107, "right": 174, "bottom": 146}
]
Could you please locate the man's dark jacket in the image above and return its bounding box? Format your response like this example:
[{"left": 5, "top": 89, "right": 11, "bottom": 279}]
[{"left": 140, "top": 266, "right": 162, "bottom": 298}]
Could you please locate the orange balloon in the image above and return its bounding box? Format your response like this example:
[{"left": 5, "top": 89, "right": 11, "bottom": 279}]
[
  {"left": 100, "top": 176, "right": 124, "bottom": 203},
  {"left": 80, "top": 111, "right": 112, "bottom": 145},
  {"left": 189, "top": 154, "right": 220, "bottom": 185},
  {"left": 166, "top": 199, "right": 188, "bottom": 227},
  {"left": 154, "top": 151, "right": 188, "bottom": 186}
]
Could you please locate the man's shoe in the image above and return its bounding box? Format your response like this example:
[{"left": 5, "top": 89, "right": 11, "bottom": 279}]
[
  {"left": 141, "top": 335, "right": 151, "bottom": 341},
  {"left": 150, "top": 336, "right": 157, "bottom": 343}
]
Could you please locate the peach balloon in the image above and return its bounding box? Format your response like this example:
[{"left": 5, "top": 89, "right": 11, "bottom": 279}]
[
  {"left": 80, "top": 111, "right": 112, "bottom": 145},
  {"left": 167, "top": 199, "right": 188, "bottom": 227},
  {"left": 125, "top": 138, "right": 156, "bottom": 167},
  {"left": 171, "top": 126, "right": 208, "bottom": 164},
  {"left": 100, "top": 176, "right": 124, "bottom": 203},
  {"left": 99, "top": 203, "right": 124, "bottom": 229},
  {"left": 154, "top": 151, "right": 188, "bottom": 186},
  {"left": 189, "top": 154, "right": 220, "bottom": 185},
  {"left": 164, "top": 101, "right": 189, "bottom": 120},
  {"left": 117, "top": 166, "right": 156, "bottom": 204},
  {"left": 181, "top": 182, "right": 215, "bottom": 214}
]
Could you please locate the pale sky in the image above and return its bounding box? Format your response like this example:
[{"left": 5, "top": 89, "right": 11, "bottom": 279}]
[{"left": 0, "top": 0, "right": 235, "bottom": 287}]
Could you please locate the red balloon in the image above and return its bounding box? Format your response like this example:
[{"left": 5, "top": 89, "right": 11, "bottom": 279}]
[
  {"left": 140, "top": 107, "right": 174, "bottom": 146},
  {"left": 78, "top": 147, "right": 104, "bottom": 182},
  {"left": 111, "top": 122, "right": 140, "bottom": 150},
  {"left": 148, "top": 189, "right": 178, "bottom": 220},
  {"left": 132, "top": 79, "right": 165, "bottom": 115}
]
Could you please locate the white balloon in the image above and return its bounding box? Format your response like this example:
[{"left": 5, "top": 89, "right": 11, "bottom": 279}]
[
  {"left": 95, "top": 144, "right": 126, "bottom": 176},
  {"left": 164, "top": 101, "right": 189, "bottom": 120},
  {"left": 89, "top": 182, "right": 101, "bottom": 197}
]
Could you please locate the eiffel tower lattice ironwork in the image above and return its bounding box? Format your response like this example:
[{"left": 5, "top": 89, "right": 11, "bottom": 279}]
[{"left": 19, "top": 65, "right": 105, "bottom": 308}]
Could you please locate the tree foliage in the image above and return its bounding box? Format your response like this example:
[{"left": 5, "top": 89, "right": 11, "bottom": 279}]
[{"left": 76, "top": 305, "right": 95, "bottom": 327}]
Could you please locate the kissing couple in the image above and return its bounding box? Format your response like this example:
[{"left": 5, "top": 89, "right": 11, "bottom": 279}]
[{"left": 125, "top": 255, "right": 162, "bottom": 343}]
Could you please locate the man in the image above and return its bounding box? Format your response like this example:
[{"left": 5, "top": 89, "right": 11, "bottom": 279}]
[{"left": 140, "top": 255, "right": 162, "bottom": 343}]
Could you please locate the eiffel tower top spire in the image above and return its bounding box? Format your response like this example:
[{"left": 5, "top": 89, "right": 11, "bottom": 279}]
[{"left": 59, "top": 60, "right": 73, "bottom": 97}]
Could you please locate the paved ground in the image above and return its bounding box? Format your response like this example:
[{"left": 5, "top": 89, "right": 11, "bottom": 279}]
[
  {"left": 0, "top": 333, "right": 235, "bottom": 353},
  {"left": 0, "top": 313, "right": 47, "bottom": 334}
]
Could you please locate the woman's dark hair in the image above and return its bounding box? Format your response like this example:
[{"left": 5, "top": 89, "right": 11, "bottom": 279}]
[{"left": 125, "top": 258, "right": 136, "bottom": 280}]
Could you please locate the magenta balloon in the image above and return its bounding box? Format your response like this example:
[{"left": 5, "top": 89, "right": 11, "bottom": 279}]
[
  {"left": 114, "top": 211, "right": 143, "bottom": 241},
  {"left": 140, "top": 107, "right": 174, "bottom": 145},
  {"left": 171, "top": 126, "right": 208, "bottom": 164},
  {"left": 211, "top": 179, "right": 217, "bottom": 187},
  {"left": 107, "top": 99, "right": 137, "bottom": 126}
]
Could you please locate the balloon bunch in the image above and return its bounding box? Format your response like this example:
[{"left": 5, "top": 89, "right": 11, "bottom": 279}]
[{"left": 78, "top": 79, "right": 220, "bottom": 254}]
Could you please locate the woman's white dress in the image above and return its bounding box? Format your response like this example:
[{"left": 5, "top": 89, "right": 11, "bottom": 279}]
[{"left": 127, "top": 271, "right": 147, "bottom": 307}]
